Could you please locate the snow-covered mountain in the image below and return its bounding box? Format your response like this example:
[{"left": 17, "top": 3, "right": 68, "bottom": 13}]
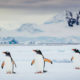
[
  {"left": 0, "top": 28, "right": 2, "bottom": 31},
  {"left": 17, "top": 24, "right": 43, "bottom": 33},
  {"left": 0, "top": 27, "right": 5, "bottom": 31},
  {"left": 44, "top": 13, "right": 65, "bottom": 24},
  {"left": 0, "top": 11, "right": 80, "bottom": 44}
]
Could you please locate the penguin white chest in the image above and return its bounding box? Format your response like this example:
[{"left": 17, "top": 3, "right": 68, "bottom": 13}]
[
  {"left": 73, "top": 54, "right": 80, "bottom": 67},
  {"left": 35, "top": 54, "right": 44, "bottom": 72},
  {"left": 5, "top": 56, "right": 12, "bottom": 72}
]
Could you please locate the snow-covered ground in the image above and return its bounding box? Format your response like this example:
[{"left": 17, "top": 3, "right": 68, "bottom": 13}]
[{"left": 0, "top": 45, "right": 80, "bottom": 80}]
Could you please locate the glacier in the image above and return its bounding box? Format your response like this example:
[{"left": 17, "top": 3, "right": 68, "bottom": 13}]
[{"left": 0, "top": 11, "right": 80, "bottom": 44}]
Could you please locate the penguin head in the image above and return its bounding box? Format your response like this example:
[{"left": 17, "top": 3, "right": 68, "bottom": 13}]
[
  {"left": 72, "top": 49, "right": 80, "bottom": 53},
  {"left": 3, "top": 51, "right": 11, "bottom": 57},
  {"left": 33, "top": 50, "right": 42, "bottom": 55}
]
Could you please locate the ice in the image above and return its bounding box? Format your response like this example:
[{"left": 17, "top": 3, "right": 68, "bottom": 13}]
[{"left": 0, "top": 45, "right": 80, "bottom": 80}]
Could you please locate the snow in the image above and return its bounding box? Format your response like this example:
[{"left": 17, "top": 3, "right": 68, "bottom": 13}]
[
  {"left": 17, "top": 24, "right": 43, "bottom": 33},
  {"left": 0, "top": 45, "right": 80, "bottom": 80}
]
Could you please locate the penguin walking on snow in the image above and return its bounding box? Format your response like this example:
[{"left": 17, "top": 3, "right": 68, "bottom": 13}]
[
  {"left": 71, "top": 49, "right": 80, "bottom": 69},
  {"left": 31, "top": 50, "right": 53, "bottom": 73},
  {"left": 1, "top": 51, "right": 16, "bottom": 74}
]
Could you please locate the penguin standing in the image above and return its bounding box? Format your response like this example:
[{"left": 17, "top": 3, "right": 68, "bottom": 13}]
[
  {"left": 1, "top": 51, "right": 16, "bottom": 74},
  {"left": 31, "top": 50, "right": 52, "bottom": 73},
  {"left": 71, "top": 49, "right": 80, "bottom": 69}
]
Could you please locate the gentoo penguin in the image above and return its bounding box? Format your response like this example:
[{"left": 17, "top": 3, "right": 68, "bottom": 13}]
[
  {"left": 1, "top": 51, "right": 16, "bottom": 74},
  {"left": 71, "top": 49, "right": 80, "bottom": 69},
  {"left": 31, "top": 50, "right": 52, "bottom": 73}
]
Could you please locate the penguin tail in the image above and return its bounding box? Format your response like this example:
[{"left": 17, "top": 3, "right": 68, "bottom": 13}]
[
  {"left": 43, "top": 70, "right": 47, "bottom": 73},
  {"left": 12, "top": 72, "right": 16, "bottom": 74}
]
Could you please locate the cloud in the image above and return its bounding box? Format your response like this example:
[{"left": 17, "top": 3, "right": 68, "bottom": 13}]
[{"left": 0, "top": 0, "right": 80, "bottom": 13}]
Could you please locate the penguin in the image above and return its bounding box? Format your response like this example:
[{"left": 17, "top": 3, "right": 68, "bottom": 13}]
[
  {"left": 31, "top": 50, "right": 53, "bottom": 73},
  {"left": 1, "top": 51, "right": 16, "bottom": 74},
  {"left": 71, "top": 49, "right": 80, "bottom": 69},
  {"left": 72, "top": 49, "right": 80, "bottom": 54}
]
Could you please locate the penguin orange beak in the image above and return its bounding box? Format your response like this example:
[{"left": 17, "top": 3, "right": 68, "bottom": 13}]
[
  {"left": 33, "top": 50, "right": 36, "bottom": 52},
  {"left": 3, "top": 52, "right": 6, "bottom": 54},
  {"left": 72, "top": 49, "right": 75, "bottom": 51}
]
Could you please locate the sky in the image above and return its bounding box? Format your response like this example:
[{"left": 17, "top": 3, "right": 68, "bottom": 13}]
[
  {"left": 0, "top": 0, "right": 80, "bottom": 30},
  {"left": 0, "top": 0, "right": 80, "bottom": 10}
]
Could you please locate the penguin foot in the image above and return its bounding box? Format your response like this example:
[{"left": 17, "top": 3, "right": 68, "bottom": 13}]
[
  {"left": 35, "top": 70, "right": 47, "bottom": 74},
  {"left": 75, "top": 67, "right": 80, "bottom": 70},
  {"left": 12, "top": 72, "right": 16, "bottom": 74},
  {"left": 7, "top": 72, "right": 12, "bottom": 74},
  {"left": 35, "top": 71, "right": 43, "bottom": 74}
]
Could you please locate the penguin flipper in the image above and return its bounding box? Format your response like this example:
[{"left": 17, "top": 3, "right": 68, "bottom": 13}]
[
  {"left": 44, "top": 58, "right": 53, "bottom": 64},
  {"left": 12, "top": 61, "right": 16, "bottom": 67},
  {"left": 31, "top": 60, "right": 35, "bottom": 65},
  {"left": 1, "top": 61, "right": 5, "bottom": 69},
  {"left": 71, "top": 56, "right": 74, "bottom": 61}
]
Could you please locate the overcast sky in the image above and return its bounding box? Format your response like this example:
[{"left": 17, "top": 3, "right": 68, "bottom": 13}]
[
  {"left": 0, "top": 0, "right": 80, "bottom": 30},
  {"left": 0, "top": 0, "right": 80, "bottom": 10},
  {"left": 0, "top": 0, "right": 79, "bottom": 11}
]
